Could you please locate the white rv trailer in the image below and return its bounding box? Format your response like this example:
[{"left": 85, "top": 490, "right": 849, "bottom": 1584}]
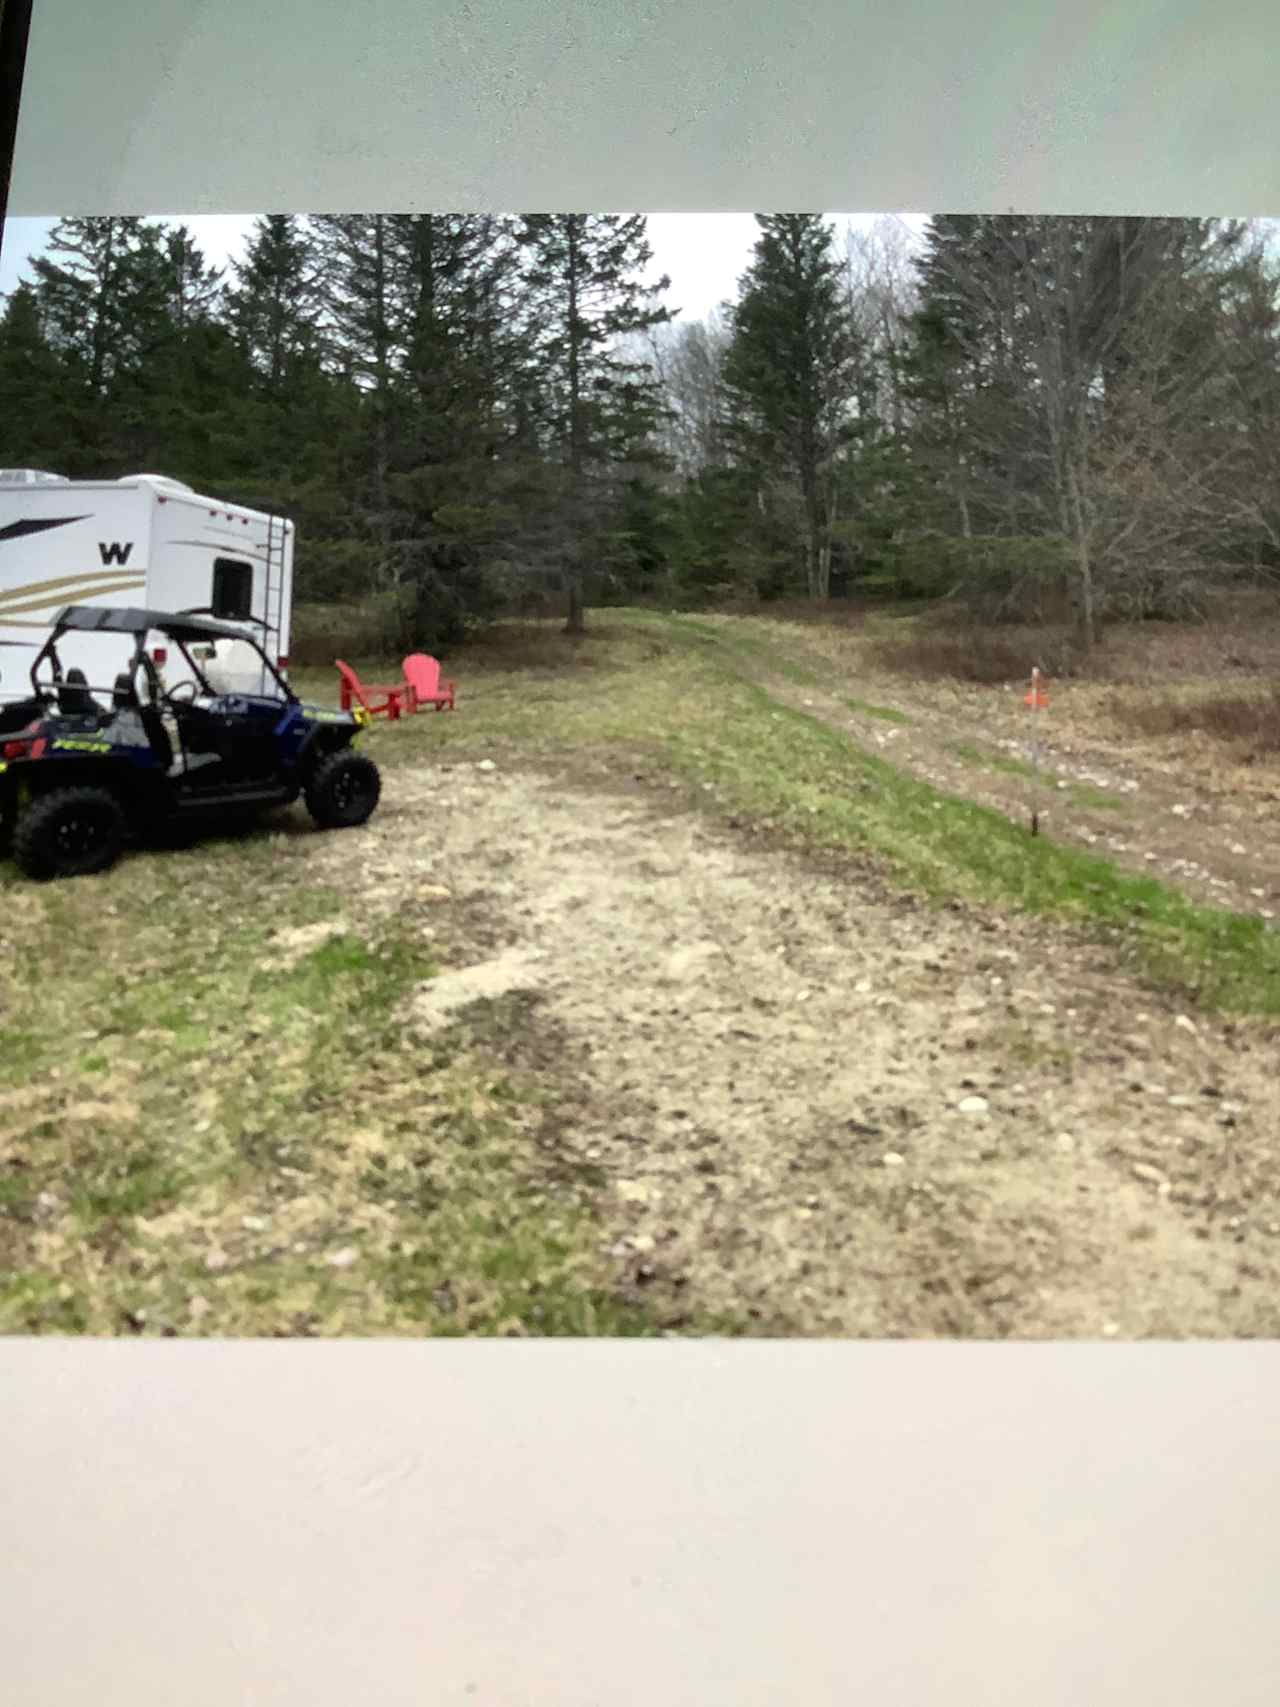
[{"left": 0, "top": 470, "right": 295, "bottom": 704}]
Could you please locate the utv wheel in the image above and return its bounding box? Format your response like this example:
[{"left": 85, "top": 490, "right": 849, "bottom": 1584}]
[
  {"left": 13, "top": 786, "right": 126, "bottom": 880},
  {"left": 304, "top": 750, "right": 381, "bottom": 829}
]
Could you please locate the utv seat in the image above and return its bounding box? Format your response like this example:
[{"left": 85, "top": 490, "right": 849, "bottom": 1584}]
[
  {"left": 58, "top": 668, "right": 99, "bottom": 718},
  {"left": 110, "top": 672, "right": 173, "bottom": 769}
]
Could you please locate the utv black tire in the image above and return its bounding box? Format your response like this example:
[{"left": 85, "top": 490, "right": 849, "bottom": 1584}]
[
  {"left": 304, "top": 749, "right": 381, "bottom": 829},
  {"left": 13, "top": 786, "right": 126, "bottom": 880}
]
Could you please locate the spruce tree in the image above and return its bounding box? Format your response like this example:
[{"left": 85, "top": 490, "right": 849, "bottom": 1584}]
[
  {"left": 720, "top": 215, "right": 859, "bottom": 599},
  {"left": 0, "top": 284, "right": 74, "bottom": 469},
  {"left": 226, "top": 215, "right": 321, "bottom": 389},
  {"left": 517, "top": 214, "right": 672, "bottom": 631}
]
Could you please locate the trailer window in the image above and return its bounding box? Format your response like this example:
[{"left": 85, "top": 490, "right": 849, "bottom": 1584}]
[{"left": 211, "top": 557, "right": 253, "bottom": 621}]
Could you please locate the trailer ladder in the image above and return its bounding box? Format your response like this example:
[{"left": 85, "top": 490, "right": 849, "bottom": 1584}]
[{"left": 263, "top": 508, "right": 287, "bottom": 672}]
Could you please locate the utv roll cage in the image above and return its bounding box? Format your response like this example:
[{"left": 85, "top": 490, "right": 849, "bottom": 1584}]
[{"left": 29, "top": 604, "right": 298, "bottom": 708}]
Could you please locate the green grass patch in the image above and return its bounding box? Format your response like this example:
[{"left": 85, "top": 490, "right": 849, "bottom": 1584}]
[
  {"left": 367, "top": 606, "right": 1278, "bottom": 1016},
  {"left": 948, "top": 740, "right": 1126, "bottom": 812},
  {"left": 846, "top": 696, "right": 912, "bottom": 725},
  {"left": 667, "top": 614, "right": 825, "bottom": 689},
  {"left": 0, "top": 769, "right": 695, "bottom": 1337},
  {"left": 671, "top": 676, "right": 1280, "bottom": 1014},
  {"left": 1069, "top": 782, "right": 1126, "bottom": 812}
]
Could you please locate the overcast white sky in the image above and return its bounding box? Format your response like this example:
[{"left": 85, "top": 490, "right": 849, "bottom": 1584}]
[{"left": 0, "top": 212, "right": 927, "bottom": 323}]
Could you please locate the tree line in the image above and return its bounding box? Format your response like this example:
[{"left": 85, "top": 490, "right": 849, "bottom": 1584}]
[{"left": 3, "top": 211, "right": 1278, "bottom": 649}]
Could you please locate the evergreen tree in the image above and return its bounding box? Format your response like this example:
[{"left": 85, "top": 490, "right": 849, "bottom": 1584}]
[
  {"left": 221, "top": 216, "right": 343, "bottom": 499},
  {"left": 108, "top": 222, "right": 230, "bottom": 474},
  {"left": 226, "top": 215, "right": 321, "bottom": 389},
  {"left": 517, "top": 214, "right": 673, "bottom": 630},
  {"left": 0, "top": 283, "right": 73, "bottom": 469},
  {"left": 381, "top": 215, "right": 530, "bottom": 645},
  {"left": 28, "top": 216, "right": 140, "bottom": 400},
  {"left": 721, "top": 215, "right": 860, "bottom": 599}
]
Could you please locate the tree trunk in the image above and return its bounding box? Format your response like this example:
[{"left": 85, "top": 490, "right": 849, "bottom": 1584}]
[
  {"left": 565, "top": 219, "right": 588, "bottom": 634},
  {"left": 564, "top": 573, "right": 585, "bottom": 635},
  {"left": 819, "top": 477, "right": 837, "bottom": 599},
  {"left": 956, "top": 462, "right": 972, "bottom": 539},
  {"left": 90, "top": 219, "right": 118, "bottom": 398},
  {"left": 800, "top": 454, "right": 825, "bottom": 599},
  {"left": 1066, "top": 455, "right": 1095, "bottom": 651}
]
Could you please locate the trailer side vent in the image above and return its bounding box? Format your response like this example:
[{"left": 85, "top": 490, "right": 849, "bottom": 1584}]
[{"left": 211, "top": 557, "right": 254, "bottom": 622}]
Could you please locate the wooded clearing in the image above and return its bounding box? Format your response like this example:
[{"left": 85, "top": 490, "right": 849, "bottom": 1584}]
[
  {"left": 3, "top": 606, "right": 1278, "bottom": 1339},
  {"left": 6, "top": 212, "right": 1280, "bottom": 648}
]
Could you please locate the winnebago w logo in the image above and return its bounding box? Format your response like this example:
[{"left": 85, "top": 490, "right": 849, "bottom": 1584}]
[{"left": 98, "top": 541, "right": 134, "bottom": 565}]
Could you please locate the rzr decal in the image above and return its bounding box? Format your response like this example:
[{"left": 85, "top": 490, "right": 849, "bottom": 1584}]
[{"left": 52, "top": 739, "right": 112, "bottom": 753}]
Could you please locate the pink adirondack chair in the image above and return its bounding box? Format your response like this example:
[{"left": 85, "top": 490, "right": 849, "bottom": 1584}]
[
  {"left": 335, "top": 658, "right": 409, "bottom": 721},
  {"left": 402, "top": 653, "right": 457, "bottom": 712}
]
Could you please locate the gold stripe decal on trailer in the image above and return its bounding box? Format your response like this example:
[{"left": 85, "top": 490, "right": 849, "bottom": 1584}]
[
  {"left": 0, "top": 567, "right": 145, "bottom": 604},
  {"left": 0, "top": 578, "right": 148, "bottom": 617}
]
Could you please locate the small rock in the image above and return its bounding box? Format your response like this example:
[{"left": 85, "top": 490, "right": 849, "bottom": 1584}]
[
  {"left": 1132, "top": 1163, "right": 1167, "bottom": 1185},
  {"left": 1102, "top": 1322, "right": 1120, "bottom": 1337},
  {"left": 881, "top": 1152, "right": 906, "bottom": 1167},
  {"left": 326, "top": 1247, "right": 358, "bottom": 1269},
  {"left": 1174, "top": 1015, "right": 1197, "bottom": 1035},
  {"left": 1166, "top": 1095, "right": 1194, "bottom": 1109},
  {"left": 241, "top": 1215, "right": 269, "bottom": 1232},
  {"left": 204, "top": 1248, "right": 229, "bottom": 1272},
  {"left": 188, "top": 1295, "right": 211, "bottom": 1322},
  {"left": 476, "top": 759, "right": 497, "bottom": 773},
  {"left": 957, "top": 1095, "right": 990, "bottom": 1115}
]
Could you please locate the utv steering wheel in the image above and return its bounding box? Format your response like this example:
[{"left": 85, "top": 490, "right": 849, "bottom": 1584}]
[{"left": 162, "top": 680, "right": 199, "bottom": 706}]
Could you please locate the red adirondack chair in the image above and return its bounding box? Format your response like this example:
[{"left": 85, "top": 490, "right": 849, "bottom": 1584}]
[
  {"left": 335, "top": 658, "right": 410, "bottom": 721},
  {"left": 402, "top": 653, "right": 457, "bottom": 712}
]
